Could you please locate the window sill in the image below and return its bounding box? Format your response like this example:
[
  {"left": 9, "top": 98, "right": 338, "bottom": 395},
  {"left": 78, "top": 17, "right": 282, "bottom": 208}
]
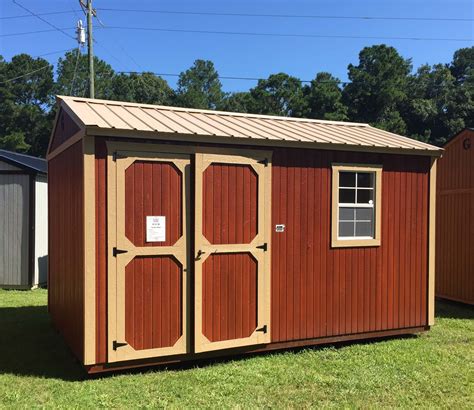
[{"left": 331, "top": 238, "right": 381, "bottom": 248}]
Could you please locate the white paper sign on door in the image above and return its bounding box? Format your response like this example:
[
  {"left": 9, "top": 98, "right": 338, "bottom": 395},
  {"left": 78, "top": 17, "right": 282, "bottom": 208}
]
[{"left": 146, "top": 216, "right": 166, "bottom": 242}]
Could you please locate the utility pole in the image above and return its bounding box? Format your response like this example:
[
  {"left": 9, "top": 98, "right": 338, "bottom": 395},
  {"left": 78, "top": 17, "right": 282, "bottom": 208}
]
[
  {"left": 84, "top": 0, "right": 95, "bottom": 98},
  {"left": 87, "top": 0, "right": 95, "bottom": 98}
]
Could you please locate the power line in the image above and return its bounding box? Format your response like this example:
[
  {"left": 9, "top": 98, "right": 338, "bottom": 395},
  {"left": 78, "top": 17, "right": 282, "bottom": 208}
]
[
  {"left": 0, "top": 10, "right": 79, "bottom": 20},
  {"left": 0, "top": 28, "right": 70, "bottom": 37},
  {"left": 11, "top": 0, "right": 75, "bottom": 40},
  {"left": 2, "top": 8, "right": 473, "bottom": 22},
  {"left": 0, "top": 64, "right": 51, "bottom": 84},
  {"left": 2, "top": 25, "right": 470, "bottom": 42},
  {"left": 101, "top": 26, "right": 474, "bottom": 42},
  {"left": 116, "top": 71, "right": 322, "bottom": 84}
]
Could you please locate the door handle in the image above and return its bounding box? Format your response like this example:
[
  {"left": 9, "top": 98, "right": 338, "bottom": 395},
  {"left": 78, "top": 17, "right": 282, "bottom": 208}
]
[{"left": 196, "top": 249, "right": 206, "bottom": 260}]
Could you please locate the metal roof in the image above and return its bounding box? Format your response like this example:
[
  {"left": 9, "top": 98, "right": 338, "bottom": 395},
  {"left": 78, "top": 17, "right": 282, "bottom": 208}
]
[
  {"left": 58, "top": 96, "right": 442, "bottom": 156},
  {"left": 0, "top": 149, "right": 47, "bottom": 174}
]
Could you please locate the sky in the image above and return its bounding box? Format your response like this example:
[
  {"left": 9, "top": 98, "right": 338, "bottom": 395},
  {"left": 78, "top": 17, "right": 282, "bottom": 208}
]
[{"left": 0, "top": 0, "right": 473, "bottom": 92}]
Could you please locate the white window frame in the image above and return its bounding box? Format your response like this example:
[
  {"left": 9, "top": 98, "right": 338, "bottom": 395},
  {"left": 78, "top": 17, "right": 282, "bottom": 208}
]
[{"left": 331, "top": 164, "right": 382, "bottom": 248}]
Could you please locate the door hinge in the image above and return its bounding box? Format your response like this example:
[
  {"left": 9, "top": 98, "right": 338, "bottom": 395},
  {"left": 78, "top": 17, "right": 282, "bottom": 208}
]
[
  {"left": 113, "top": 247, "right": 128, "bottom": 257},
  {"left": 256, "top": 243, "right": 268, "bottom": 252},
  {"left": 258, "top": 158, "right": 268, "bottom": 167},
  {"left": 113, "top": 340, "right": 128, "bottom": 350},
  {"left": 256, "top": 325, "right": 267, "bottom": 333}
]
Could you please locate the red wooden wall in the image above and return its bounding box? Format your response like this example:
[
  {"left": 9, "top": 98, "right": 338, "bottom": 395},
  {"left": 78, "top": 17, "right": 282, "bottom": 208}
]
[
  {"left": 271, "top": 149, "right": 430, "bottom": 342},
  {"left": 48, "top": 141, "right": 84, "bottom": 361},
  {"left": 93, "top": 140, "right": 431, "bottom": 364},
  {"left": 50, "top": 109, "right": 80, "bottom": 152},
  {"left": 436, "top": 129, "right": 474, "bottom": 304}
]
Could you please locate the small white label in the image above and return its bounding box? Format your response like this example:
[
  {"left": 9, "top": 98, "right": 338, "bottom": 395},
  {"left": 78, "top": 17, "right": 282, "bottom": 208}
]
[
  {"left": 275, "top": 224, "right": 285, "bottom": 232},
  {"left": 146, "top": 216, "right": 166, "bottom": 242}
]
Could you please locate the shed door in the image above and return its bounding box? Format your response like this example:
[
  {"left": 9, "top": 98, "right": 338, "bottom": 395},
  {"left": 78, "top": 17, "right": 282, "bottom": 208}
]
[
  {"left": 194, "top": 152, "right": 272, "bottom": 352},
  {"left": 108, "top": 151, "right": 190, "bottom": 363}
]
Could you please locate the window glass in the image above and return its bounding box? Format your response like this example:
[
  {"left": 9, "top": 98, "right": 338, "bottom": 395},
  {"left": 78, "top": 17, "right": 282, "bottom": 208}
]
[
  {"left": 337, "top": 170, "right": 376, "bottom": 239},
  {"left": 339, "top": 188, "right": 355, "bottom": 203},
  {"left": 340, "top": 172, "right": 355, "bottom": 187}
]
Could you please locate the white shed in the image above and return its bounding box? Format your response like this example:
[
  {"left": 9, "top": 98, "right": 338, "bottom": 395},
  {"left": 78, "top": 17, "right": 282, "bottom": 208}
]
[{"left": 0, "top": 150, "right": 48, "bottom": 289}]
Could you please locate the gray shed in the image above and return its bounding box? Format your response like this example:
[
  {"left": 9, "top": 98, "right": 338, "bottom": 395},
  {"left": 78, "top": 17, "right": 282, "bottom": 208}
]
[{"left": 0, "top": 150, "right": 48, "bottom": 289}]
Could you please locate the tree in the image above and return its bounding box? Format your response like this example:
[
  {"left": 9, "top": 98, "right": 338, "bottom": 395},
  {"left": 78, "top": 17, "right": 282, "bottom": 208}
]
[
  {"left": 450, "top": 47, "right": 474, "bottom": 86},
  {"left": 176, "top": 60, "right": 223, "bottom": 109},
  {"left": 111, "top": 72, "right": 175, "bottom": 105},
  {"left": 305, "top": 72, "right": 348, "bottom": 121},
  {"left": 404, "top": 63, "right": 474, "bottom": 145},
  {"left": 0, "top": 54, "right": 54, "bottom": 155},
  {"left": 343, "top": 45, "right": 411, "bottom": 134},
  {"left": 249, "top": 73, "right": 306, "bottom": 117},
  {"left": 55, "top": 49, "right": 115, "bottom": 99},
  {"left": 218, "top": 92, "right": 254, "bottom": 113}
]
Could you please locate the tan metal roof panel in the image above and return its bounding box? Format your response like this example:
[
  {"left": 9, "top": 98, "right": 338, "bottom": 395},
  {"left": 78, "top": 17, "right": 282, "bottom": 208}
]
[{"left": 57, "top": 96, "right": 443, "bottom": 156}]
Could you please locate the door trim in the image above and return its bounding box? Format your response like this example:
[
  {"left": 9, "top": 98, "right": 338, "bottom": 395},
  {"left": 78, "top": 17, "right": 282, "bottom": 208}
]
[{"left": 106, "top": 142, "right": 191, "bottom": 363}]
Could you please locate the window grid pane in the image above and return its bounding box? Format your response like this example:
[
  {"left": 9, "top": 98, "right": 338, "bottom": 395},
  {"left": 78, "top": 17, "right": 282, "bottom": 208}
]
[{"left": 338, "top": 170, "right": 376, "bottom": 239}]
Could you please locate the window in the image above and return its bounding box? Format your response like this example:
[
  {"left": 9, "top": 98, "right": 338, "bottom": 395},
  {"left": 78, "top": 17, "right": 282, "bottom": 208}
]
[{"left": 331, "top": 164, "right": 382, "bottom": 247}]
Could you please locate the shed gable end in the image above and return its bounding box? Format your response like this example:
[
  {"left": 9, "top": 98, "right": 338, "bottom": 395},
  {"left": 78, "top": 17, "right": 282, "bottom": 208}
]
[{"left": 49, "top": 108, "right": 81, "bottom": 154}]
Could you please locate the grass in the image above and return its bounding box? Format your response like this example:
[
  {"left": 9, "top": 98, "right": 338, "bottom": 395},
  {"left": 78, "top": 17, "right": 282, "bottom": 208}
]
[{"left": 0, "top": 289, "right": 473, "bottom": 408}]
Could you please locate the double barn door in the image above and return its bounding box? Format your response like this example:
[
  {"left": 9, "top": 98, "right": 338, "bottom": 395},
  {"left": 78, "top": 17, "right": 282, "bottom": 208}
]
[{"left": 107, "top": 144, "right": 271, "bottom": 363}]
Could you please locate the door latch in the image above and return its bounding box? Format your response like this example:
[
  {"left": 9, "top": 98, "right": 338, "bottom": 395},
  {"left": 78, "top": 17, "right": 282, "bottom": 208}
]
[
  {"left": 256, "top": 243, "right": 268, "bottom": 252},
  {"left": 113, "top": 247, "right": 128, "bottom": 257},
  {"left": 113, "top": 340, "right": 128, "bottom": 350},
  {"left": 195, "top": 249, "right": 206, "bottom": 260},
  {"left": 256, "top": 325, "right": 267, "bottom": 333}
]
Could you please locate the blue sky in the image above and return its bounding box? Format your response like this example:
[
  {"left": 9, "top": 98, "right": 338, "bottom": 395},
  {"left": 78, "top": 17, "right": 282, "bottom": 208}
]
[{"left": 1, "top": 0, "right": 473, "bottom": 92}]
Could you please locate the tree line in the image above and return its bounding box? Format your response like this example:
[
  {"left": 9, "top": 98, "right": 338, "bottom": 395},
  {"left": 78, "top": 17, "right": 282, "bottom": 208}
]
[{"left": 0, "top": 44, "right": 473, "bottom": 157}]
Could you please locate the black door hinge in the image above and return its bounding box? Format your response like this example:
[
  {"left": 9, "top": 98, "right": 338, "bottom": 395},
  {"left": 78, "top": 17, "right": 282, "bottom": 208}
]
[
  {"left": 256, "top": 325, "right": 267, "bottom": 333},
  {"left": 256, "top": 243, "right": 268, "bottom": 252},
  {"left": 113, "top": 247, "right": 128, "bottom": 257},
  {"left": 113, "top": 340, "right": 128, "bottom": 350},
  {"left": 258, "top": 158, "right": 268, "bottom": 167}
]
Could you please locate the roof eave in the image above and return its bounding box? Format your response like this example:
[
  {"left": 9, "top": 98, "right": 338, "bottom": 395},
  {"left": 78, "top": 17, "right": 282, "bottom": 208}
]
[{"left": 85, "top": 126, "right": 443, "bottom": 158}]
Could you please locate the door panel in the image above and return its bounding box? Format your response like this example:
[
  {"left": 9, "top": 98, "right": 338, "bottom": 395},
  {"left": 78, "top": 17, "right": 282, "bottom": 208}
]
[
  {"left": 195, "top": 152, "right": 272, "bottom": 353},
  {"left": 108, "top": 149, "right": 190, "bottom": 362}
]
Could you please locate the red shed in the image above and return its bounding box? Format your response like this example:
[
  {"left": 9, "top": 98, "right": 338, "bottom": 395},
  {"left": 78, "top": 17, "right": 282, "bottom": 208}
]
[
  {"left": 48, "top": 96, "right": 442, "bottom": 373},
  {"left": 436, "top": 128, "right": 474, "bottom": 304}
]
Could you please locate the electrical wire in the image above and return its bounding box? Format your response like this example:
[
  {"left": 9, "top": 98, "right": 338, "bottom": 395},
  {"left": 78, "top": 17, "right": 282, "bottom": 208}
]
[
  {"left": 11, "top": 0, "right": 75, "bottom": 40},
  {"left": 2, "top": 25, "right": 471, "bottom": 42},
  {"left": 2, "top": 8, "right": 473, "bottom": 22},
  {"left": 0, "top": 64, "right": 51, "bottom": 84},
  {"left": 69, "top": 47, "right": 82, "bottom": 95},
  {"left": 100, "top": 26, "right": 474, "bottom": 42}
]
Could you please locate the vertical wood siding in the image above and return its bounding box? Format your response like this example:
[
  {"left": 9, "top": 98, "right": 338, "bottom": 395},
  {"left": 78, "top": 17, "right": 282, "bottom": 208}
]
[
  {"left": 50, "top": 109, "right": 80, "bottom": 152},
  {"left": 0, "top": 173, "right": 30, "bottom": 287},
  {"left": 271, "top": 149, "right": 430, "bottom": 342},
  {"left": 125, "top": 161, "right": 182, "bottom": 247},
  {"left": 125, "top": 256, "right": 182, "bottom": 349},
  {"left": 203, "top": 164, "right": 258, "bottom": 244},
  {"left": 436, "top": 130, "right": 474, "bottom": 304},
  {"left": 48, "top": 141, "right": 84, "bottom": 361},
  {"left": 202, "top": 253, "right": 257, "bottom": 342}
]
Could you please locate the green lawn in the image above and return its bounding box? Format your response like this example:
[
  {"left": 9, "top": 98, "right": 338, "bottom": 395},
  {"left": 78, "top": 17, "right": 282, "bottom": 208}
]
[{"left": 0, "top": 289, "right": 473, "bottom": 408}]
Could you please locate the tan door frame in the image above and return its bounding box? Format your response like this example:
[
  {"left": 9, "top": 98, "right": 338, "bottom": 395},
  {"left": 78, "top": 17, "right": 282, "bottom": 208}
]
[
  {"left": 194, "top": 151, "right": 272, "bottom": 353},
  {"left": 107, "top": 142, "right": 191, "bottom": 363}
]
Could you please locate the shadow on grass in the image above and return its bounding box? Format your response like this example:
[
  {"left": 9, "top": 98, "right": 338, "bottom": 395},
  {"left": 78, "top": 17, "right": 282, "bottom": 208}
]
[
  {"left": 1, "top": 299, "right": 472, "bottom": 380},
  {"left": 0, "top": 306, "right": 85, "bottom": 381},
  {"left": 435, "top": 299, "right": 474, "bottom": 320}
]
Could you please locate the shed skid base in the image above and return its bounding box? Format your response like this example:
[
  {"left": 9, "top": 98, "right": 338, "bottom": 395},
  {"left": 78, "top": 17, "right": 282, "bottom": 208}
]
[{"left": 85, "top": 326, "right": 428, "bottom": 374}]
